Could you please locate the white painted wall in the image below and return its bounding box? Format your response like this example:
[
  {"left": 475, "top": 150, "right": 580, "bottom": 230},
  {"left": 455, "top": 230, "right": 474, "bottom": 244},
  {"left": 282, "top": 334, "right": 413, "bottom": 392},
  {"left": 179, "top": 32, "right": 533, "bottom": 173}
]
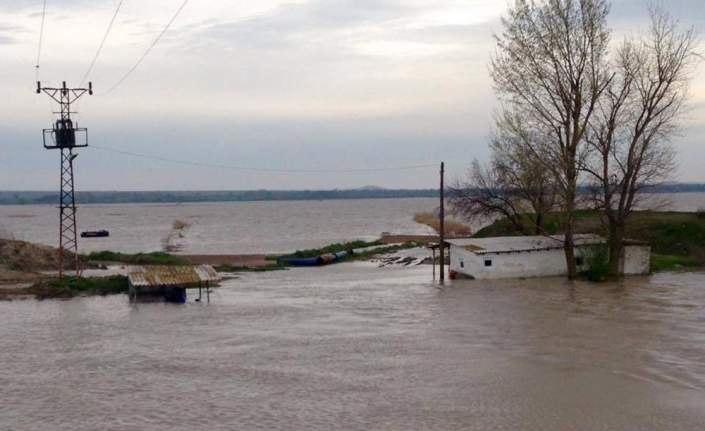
[
  {"left": 621, "top": 245, "right": 651, "bottom": 275},
  {"left": 450, "top": 245, "right": 586, "bottom": 279},
  {"left": 451, "top": 243, "right": 652, "bottom": 279}
]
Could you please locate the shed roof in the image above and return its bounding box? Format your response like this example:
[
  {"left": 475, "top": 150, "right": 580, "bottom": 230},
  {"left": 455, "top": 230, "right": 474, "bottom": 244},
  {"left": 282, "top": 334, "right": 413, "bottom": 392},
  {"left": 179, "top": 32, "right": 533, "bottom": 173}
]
[
  {"left": 447, "top": 234, "right": 604, "bottom": 255},
  {"left": 127, "top": 265, "right": 220, "bottom": 287}
]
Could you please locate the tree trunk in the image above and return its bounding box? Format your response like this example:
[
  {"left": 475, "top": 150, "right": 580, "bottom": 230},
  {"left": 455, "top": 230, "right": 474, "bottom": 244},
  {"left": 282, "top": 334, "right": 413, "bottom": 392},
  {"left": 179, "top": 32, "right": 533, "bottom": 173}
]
[
  {"left": 564, "top": 197, "right": 577, "bottom": 279},
  {"left": 534, "top": 212, "right": 543, "bottom": 235},
  {"left": 607, "top": 219, "right": 624, "bottom": 277}
]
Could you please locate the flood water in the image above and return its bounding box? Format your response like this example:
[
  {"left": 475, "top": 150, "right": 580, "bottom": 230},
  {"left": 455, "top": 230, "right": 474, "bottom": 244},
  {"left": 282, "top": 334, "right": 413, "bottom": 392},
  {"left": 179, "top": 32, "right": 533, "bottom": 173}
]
[
  {"left": 2, "top": 264, "right": 705, "bottom": 430},
  {"left": 2, "top": 194, "right": 705, "bottom": 429},
  {"left": 0, "top": 198, "right": 438, "bottom": 255}
]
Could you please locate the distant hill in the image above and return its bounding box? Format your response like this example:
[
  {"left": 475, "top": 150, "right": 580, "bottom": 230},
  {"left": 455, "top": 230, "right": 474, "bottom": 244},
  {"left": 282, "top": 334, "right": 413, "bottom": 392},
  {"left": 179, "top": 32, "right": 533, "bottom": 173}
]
[
  {"left": 2, "top": 182, "right": 704, "bottom": 205},
  {"left": 0, "top": 189, "right": 439, "bottom": 205},
  {"left": 354, "top": 185, "right": 387, "bottom": 191}
]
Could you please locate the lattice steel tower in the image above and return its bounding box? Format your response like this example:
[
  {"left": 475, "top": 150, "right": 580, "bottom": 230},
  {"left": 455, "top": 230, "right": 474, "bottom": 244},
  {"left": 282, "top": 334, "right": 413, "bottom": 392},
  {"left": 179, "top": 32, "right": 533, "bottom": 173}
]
[{"left": 37, "top": 81, "right": 93, "bottom": 278}]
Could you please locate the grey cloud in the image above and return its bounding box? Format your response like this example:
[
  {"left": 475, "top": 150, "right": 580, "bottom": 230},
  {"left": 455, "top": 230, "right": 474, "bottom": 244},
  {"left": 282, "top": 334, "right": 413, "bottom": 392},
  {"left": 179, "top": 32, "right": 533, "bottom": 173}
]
[
  {"left": 609, "top": 0, "right": 705, "bottom": 29},
  {"left": 0, "top": 0, "right": 93, "bottom": 12},
  {"left": 180, "top": 0, "right": 498, "bottom": 59},
  {"left": 0, "top": 22, "right": 26, "bottom": 44}
]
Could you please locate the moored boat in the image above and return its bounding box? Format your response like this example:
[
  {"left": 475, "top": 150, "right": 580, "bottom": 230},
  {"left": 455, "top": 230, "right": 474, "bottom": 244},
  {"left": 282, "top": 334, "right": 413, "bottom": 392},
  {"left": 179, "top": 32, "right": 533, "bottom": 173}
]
[{"left": 81, "top": 229, "right": 109, "bottom": 238}]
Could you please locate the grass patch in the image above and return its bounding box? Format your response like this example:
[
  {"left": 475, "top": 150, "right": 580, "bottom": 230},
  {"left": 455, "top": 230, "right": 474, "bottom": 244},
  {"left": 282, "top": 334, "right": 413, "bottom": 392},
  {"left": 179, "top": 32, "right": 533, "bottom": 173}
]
[
  {"left": 650, "top": 254, "right": 698, "bottom": 272},
  {"left": 83, "top": 250, "right": 190, "bottom": 266},
  {"left": 172, "top": 219, "right": 189, "bottom": 230},
  {"left": 280, "top": 240, "right": 384, "bottom": 259},
  {"left": 214, "top": 263, "right": 287, "bottom": 272},
  {"left": 578, "top": 244, "right": 610, "bottom": 282},
  {"left": 48, "top": 276, "right": 129, "bottom": 294}
]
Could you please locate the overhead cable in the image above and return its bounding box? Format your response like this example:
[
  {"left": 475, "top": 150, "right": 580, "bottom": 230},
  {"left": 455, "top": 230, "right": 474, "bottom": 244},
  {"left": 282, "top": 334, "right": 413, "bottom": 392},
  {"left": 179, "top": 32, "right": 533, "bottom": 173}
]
[
  {"left": 35, "top": 0, "right": 47, "bottom": 82},
  {"left": 99, "top": 0, "right": 189, "bottom": 96},
  {"left": 80, "top": 0, "right": 124, "bottom": 86},
  {"left": 90, "top": 145, "right": 438, "bottom": 173}
]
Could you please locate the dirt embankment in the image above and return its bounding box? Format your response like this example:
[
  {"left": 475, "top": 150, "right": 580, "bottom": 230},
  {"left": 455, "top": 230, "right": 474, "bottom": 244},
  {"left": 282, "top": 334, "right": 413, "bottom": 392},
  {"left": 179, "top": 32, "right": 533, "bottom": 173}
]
[
  {"left": 0, "top": 239, "right": 76, "bottom": 271},
  {"left": 0, "top": 239, "right": 79, "bottom": 299}
]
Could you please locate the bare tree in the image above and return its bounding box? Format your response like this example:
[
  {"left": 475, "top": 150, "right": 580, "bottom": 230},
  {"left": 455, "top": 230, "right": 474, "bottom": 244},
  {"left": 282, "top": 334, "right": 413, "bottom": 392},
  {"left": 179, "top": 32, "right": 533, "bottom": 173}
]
[
  {"left": 583, "top": 5, "right": 700, "bottom": 276},
  {"left": 490, "top": 0, "right": 612, "bottom": 278},
  {"left": 449, "top": 110, "right": 559, "bottom": 235}
]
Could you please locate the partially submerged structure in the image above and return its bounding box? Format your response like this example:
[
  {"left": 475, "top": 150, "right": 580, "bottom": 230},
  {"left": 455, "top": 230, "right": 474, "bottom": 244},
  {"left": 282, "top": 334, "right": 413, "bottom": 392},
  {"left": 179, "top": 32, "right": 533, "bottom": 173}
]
[
  {"left": 447, "top": 235, "right": 650, "bottom": 280},
  {"left": 127, "top": 265, "right": 220, "bottom": 302}
]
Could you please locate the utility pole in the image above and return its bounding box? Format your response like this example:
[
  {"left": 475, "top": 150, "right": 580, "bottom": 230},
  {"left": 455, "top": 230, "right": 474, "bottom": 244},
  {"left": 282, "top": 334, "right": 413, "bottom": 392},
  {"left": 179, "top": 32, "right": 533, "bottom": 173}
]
[
  {"left": 37, "top": 81, "right": 93, "bottom": 279},
  {"left": 439, "top": 161, "right": 445, "bottom": 283}
]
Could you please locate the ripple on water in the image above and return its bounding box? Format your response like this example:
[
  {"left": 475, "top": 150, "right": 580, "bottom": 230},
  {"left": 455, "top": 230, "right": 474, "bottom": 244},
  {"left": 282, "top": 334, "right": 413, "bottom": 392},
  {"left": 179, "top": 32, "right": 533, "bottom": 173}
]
[{"left": 1, "top": 266, "right": 705, "bottom": 430}]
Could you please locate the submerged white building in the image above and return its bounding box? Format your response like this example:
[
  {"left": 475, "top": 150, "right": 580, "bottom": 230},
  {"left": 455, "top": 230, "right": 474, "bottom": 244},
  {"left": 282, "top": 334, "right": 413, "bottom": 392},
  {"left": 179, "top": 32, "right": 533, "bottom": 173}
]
[{"left": 447, "top": 235, "right": 650, "bottom": 280}]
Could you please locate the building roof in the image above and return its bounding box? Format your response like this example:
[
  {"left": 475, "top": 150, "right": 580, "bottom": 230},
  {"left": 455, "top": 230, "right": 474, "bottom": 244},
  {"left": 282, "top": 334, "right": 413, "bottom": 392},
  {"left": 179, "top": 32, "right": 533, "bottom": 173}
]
[
  {"left": 447, "top": 234, "right": 604, "bottom": 255},
  {"left": 127, "top": 265, "right": 220, "bottom": 287}
]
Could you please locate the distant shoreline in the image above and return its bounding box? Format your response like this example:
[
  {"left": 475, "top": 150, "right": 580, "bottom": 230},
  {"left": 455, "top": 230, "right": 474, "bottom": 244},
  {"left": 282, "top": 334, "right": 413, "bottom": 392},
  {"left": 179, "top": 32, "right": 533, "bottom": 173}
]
[
  {"left": 0, "top": 189, "right": 439, "bottom": 205},
  {"left": 2, "top": 184, "right": 705, "bottom": 205}
]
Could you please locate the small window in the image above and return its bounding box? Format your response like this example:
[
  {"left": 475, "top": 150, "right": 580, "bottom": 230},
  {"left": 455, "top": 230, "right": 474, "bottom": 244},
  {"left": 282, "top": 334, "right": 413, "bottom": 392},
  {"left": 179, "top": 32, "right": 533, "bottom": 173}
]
[
  {"left": 460, "top": 260, "right": 464, "bottom": 268},
  {"left": 484, "top": 259, "right": 493, "bottom": 267},
  {"left": 575, "top": 256, "right": 585, "bottom": 266}
]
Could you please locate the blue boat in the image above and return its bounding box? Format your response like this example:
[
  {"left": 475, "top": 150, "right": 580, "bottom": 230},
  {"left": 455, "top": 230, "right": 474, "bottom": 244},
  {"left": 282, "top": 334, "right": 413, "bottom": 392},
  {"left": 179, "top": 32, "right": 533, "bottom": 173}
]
[
  {"left": 81, "top": 229, "right": 109, "bottom": 238},
  {"left": 277, "top": 250, "right": 352, "bottom": 267},
  {"left": 277, "top": 257, "right": 319, "bottom": 266}
]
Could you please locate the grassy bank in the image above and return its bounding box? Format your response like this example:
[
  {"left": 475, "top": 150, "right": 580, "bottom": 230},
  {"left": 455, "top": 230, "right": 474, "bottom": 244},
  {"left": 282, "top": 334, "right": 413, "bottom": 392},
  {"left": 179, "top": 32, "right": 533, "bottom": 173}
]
[
  {"left": 213, "top": 263, "right": 287, "bottom": 272},
  {"left": 278, "top": 240, "right": 384, "bottom": 259},
  {"left": 274, "top": 239, "right": 423, "bottom": 266},
  {"left": 83, "top": 251, "right": 190, "bottom": 266},
  {"left": 650, "top": 254, "right": 698, "bottom": 272},
  {"left": 0, "top": 276, "right": 135, "bottom": 300},
  {"left": 48, "top": 275, "right": 129, "bottom": 293},
  {"left": 474, "top": 210, "right": 705, "bottom": 271}
]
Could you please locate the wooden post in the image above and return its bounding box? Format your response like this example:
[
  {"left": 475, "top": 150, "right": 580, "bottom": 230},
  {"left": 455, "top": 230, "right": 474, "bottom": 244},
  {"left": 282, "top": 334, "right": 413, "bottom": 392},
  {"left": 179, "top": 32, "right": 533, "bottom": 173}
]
[
  {"left": 432, "top": 247, "right": 436, "bottom": 280},
  {"left": 439, "top": 162, "right": 445, "bottom": 283}
]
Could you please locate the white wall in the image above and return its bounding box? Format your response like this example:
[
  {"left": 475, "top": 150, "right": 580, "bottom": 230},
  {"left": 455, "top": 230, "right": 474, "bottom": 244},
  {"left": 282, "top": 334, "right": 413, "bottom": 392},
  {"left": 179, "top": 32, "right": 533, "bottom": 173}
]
[
  {"left": 621, "top": 245, "right": 651, "bottom": 275},
  {"left": 450, "top": 245, "right": 582, "bottom": 280},
  {"left": 451, "top": 243, "right": 652, "bottom": 279}
]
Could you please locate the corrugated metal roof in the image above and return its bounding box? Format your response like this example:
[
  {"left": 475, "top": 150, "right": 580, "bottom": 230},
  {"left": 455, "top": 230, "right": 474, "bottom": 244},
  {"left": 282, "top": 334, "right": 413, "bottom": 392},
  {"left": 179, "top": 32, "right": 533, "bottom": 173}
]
[
  {"left": 447, "top": 234, "right": 604, "bottom": 255},
  {"left": 128, "top": 265, "right": 220, "bottom": 287}
]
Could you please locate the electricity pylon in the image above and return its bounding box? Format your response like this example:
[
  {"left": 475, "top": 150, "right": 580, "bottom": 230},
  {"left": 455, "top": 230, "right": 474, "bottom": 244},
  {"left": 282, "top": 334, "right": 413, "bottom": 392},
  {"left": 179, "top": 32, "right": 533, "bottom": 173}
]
[{"left": 37, "top": 81, "right": 93, "bottom": 279}]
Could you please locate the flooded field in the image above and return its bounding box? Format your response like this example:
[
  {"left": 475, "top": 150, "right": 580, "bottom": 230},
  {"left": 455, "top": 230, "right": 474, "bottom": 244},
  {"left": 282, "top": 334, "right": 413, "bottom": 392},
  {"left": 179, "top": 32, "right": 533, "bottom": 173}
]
[
  {"left": 1, "top": 263, "right": 704, "bottom": 430},
  {"left": 0, "top": 198, "right": 438, "bottom": 255}
]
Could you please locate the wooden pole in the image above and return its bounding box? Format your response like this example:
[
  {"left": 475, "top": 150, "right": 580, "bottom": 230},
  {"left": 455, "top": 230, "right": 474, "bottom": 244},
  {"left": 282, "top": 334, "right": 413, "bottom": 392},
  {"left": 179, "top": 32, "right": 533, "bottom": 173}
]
[
  {"left": 439, "top": 162, "right": 445, "bottom": 283},
  {"left": 432, "top": 247, "right": 436, "bottom": 280}
]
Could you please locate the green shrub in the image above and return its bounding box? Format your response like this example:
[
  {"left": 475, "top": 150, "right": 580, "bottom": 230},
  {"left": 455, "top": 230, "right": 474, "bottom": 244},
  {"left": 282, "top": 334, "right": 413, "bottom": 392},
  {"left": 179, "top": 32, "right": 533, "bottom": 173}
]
[
  {"left": 84, "top": 250, "right": 190, "bottom": 265},
  {"left": 578, "top": 244, "right": 610, "bottom": 282},
  {"left": 48, "top": 276, "right": 129, "bottom": 293}
]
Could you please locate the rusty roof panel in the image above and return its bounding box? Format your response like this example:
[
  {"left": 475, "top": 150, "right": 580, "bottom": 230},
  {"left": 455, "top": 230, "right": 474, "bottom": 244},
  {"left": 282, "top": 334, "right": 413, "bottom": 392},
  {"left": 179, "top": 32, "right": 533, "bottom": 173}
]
[{"left": 128, "top": 265, "right": 220, "bottom": 287}]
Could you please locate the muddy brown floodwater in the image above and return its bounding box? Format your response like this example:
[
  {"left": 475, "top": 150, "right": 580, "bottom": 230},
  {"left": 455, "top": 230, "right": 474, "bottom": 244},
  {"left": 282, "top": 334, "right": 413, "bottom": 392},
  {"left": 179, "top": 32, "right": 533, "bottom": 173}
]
[{"left": 1, "top": 263, "right": 705, "bottom": 430}]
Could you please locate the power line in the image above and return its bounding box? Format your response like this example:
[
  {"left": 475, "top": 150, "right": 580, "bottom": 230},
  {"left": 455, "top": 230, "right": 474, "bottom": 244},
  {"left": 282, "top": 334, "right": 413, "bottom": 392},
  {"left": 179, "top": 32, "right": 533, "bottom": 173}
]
[
  {"left": 80, "top": 0, "right": 124, "bottom": 86},
  {"left": 35, "top": 0, "right": 47, "bottom": 82},
  {"left": 89, "top": 145, "right": 438, "bottom": 173},
  {"left": 99, "top": 0, "right": 189, "bottom": 96}
]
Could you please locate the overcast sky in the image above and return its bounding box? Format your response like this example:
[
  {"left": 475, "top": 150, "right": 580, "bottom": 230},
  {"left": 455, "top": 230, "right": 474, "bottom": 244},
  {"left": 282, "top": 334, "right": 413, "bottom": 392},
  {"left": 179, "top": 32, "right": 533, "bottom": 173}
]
[{"left": 1, "top": 0, "right": 704, "bottom": 191}]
